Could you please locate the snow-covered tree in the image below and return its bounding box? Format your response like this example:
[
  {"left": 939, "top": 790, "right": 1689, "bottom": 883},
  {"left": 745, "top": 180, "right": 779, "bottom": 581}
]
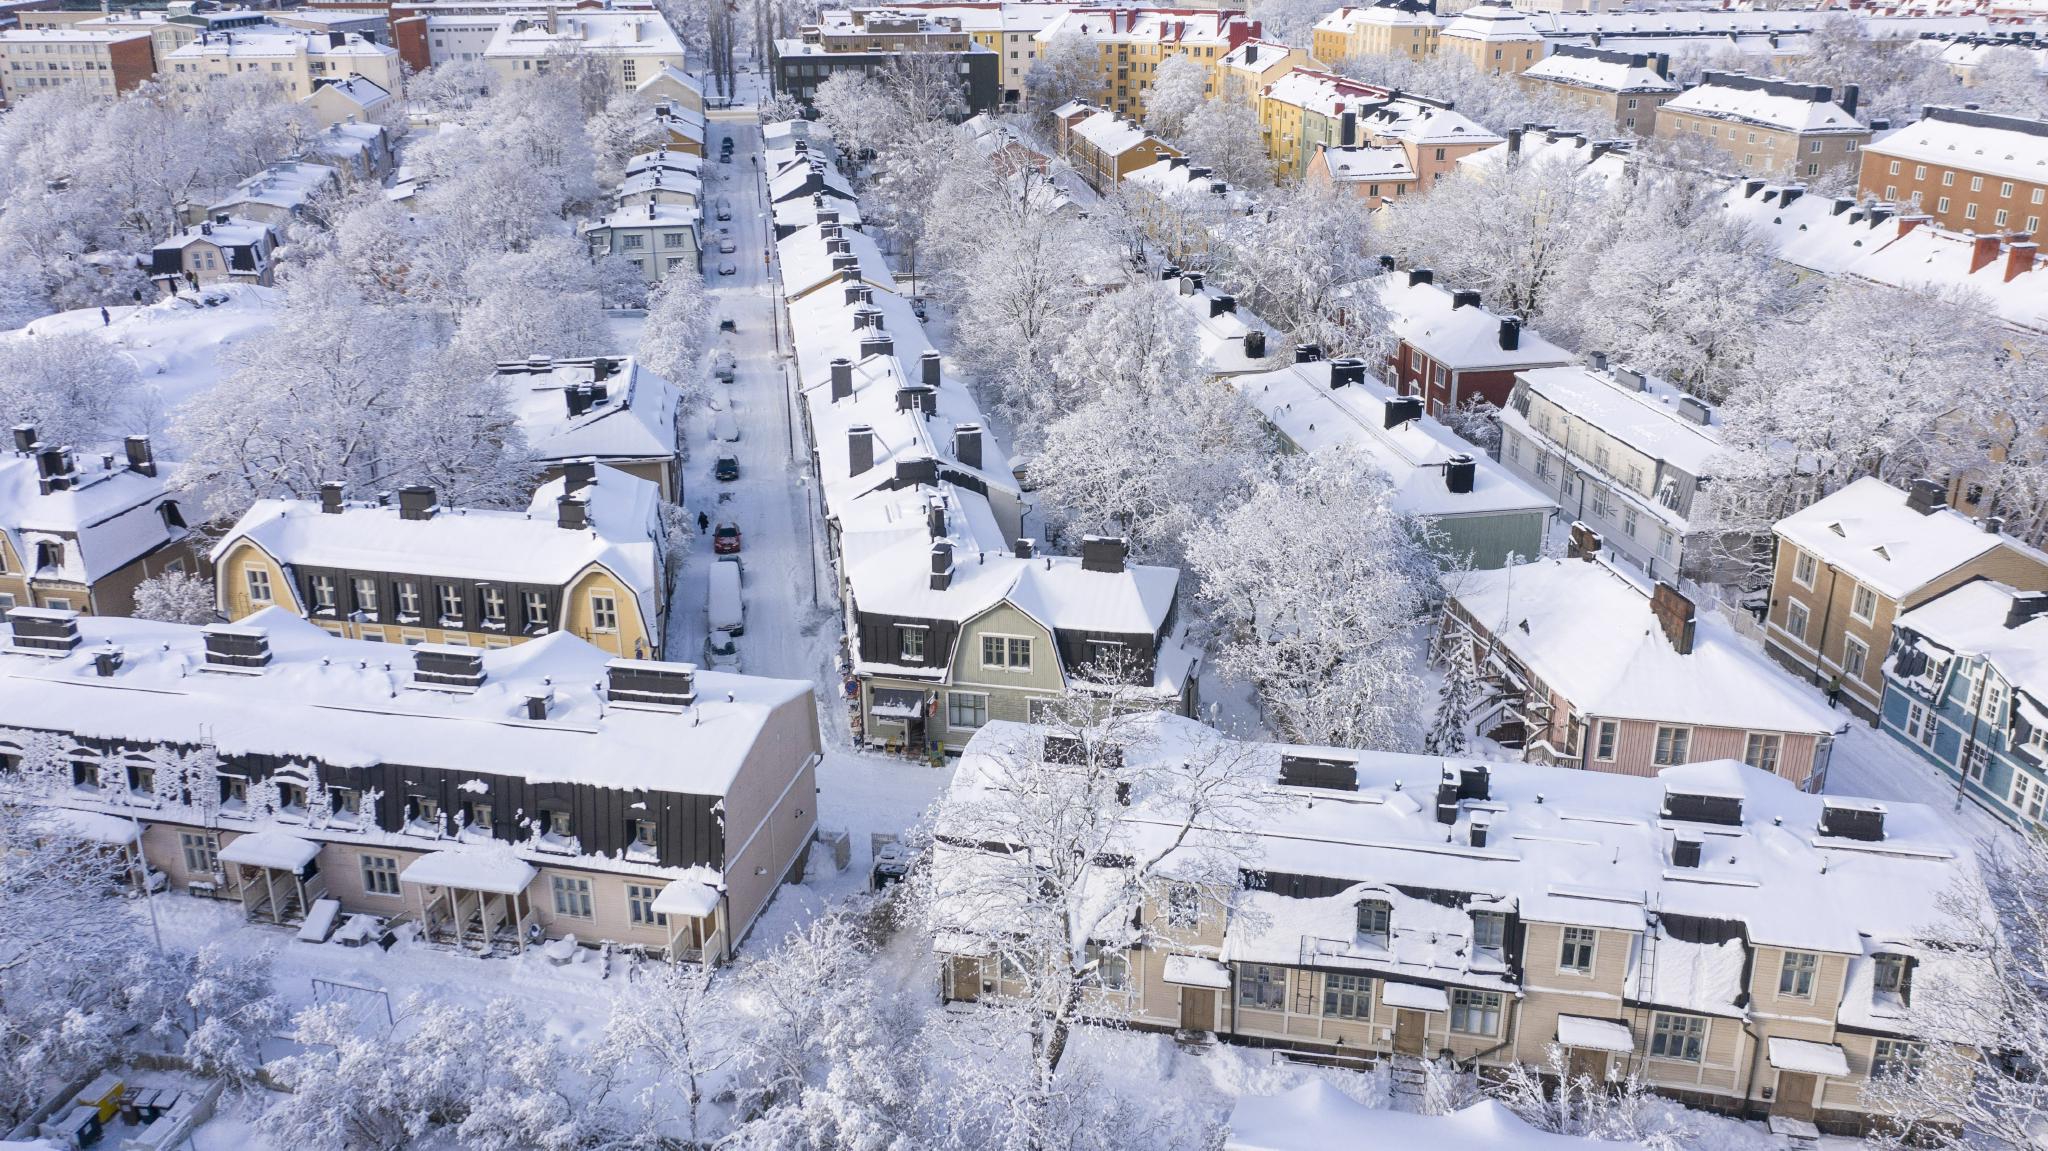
[
  {"left": 1780, "top": 17, "right": 1962, "bottom": 128},
  {"left": 1177, "top": 97, "right": 1272, "bottom": 191},
  {"left": 596, "top": 960, "right": 732, "bottom": 1145},
  {"left": 1189, "top": 450, "right": 1439, "bottom": 748},
  {"left": 1857, "top": 833, "right": 2048, "bottom": 1148},
  {"left": 1024, "top": 28, "right": 1103, "bottom": 132},
  {"left": 1963, "top": 349, "right": 2048, "bottom": 546},
  {"left": 637, "top": 271, "right": 714, "bottom": 401},
  {"left": 156, "top": 945, "right": 286, "bottom": 1087},
  {"left": 1143, "top": 55, "right": 1211, "bottom": 140},
  {"left": 0, "top": 331, "right": 142, "bottom": 447},
  {"left": 133, "top": 570, "right": 218, "bottom": 625},
  {"left": 758, "top": 92, "right": 807, "bottom": 123},
  {"left": 1040, "top": 283, "right": 1204, "bottom": 435},
  {"left": 1424, "top": 615, "right": 1481, "bottom": 757},
  {"left": 447, "top": 237, "right": 614, "bottom": 375},
  {"left": 1439, "top": 396, "right": 1502, "bottom": 455},
  {"left": 1337, "top": 53, "right": 1609, "bottom": 137},
  {"left": 1214, "top": 179, "right": 1390, "bottom": 358},
  {"left": 915, "top": 696, "right": 1269, "bottom": 1143},
  {"left": 813, "top": 71, "right": 897, "bottom": 166},
  {"left": 1970, "top": 48, "right": 2048, "bottom": 120}
]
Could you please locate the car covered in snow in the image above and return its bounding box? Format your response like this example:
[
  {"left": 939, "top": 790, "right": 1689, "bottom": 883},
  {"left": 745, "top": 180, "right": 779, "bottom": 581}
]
[
  {"left": 718, "top": 261, "right": 736, "bottom": 276},
  {"left": 712, "top": 351, "right": 736, "bottom": 381},
  {"left": 715, "top": 453, "right": 739, "bottom": 481},
  {"left": 703, "top": 631, "right": 741, "bottom": 672},
  {"left": 713, "top": 409, "right": 740, "bottom": 442},
  {"left": 712, "top": 521, "right": 741, "bottom": 555},
  {"left": 718, "top": 239, "right": 737, "bottom": 254}
]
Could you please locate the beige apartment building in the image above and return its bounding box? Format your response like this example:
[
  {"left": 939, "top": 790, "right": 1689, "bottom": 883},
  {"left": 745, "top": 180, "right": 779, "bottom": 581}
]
[
  {"left": 1858, "top": 105, "right": 2048, "bottom": 234},
  {"left": 1437, "top": 2, "right": 1545, "bottom": 76},
  {"left": 935, "top": 717, "right": 1982, "bottom": 1137},
  {"left": 1766, "top": 477, "right": 2048, "bottom": 721},
  {"left": 1519, "top": 43, "right": 1677, "bottom": 135},
  {"left": 162, "top": 25, "right": 403, "bottom": 101},
  {"left": 483, "top": 10, "right": 687, "bottom": 90},
  {"left": 1032, "top": 7, "right": 1260, "bottom": 121},
  {"left": 1654, "top": 71, "right": 1869, "bottom": 180},
  {"left": 0, "top": 27, "right": 156, "bottom": 106},
  {"left": 1311, "top": 0, "right": 1440, "bottom": 66}
]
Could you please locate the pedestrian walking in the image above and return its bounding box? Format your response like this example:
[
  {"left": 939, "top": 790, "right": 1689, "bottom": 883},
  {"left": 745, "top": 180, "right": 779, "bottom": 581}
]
[
  {"left": 100, "top": 307, "right": 110, "bottom": 326},
  {"left": 1826, "top": 674, "right": 1842, "bottom": 709},
  {"left": 697, "top": 510, "right": 710, "bottom": 533}
]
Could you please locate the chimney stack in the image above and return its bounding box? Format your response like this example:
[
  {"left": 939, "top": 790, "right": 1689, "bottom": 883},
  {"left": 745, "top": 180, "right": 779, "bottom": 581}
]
[
  {"left": 930, "top": 540, "right": 954, "bottom": 591},
  {"left": 1294, "top": 343, "right": 1324, "bottom": 364},
  {"left": 1451, "top": 288, "right": 1481, "bottom": 309},
  {"left": 1444, "top": 453, "right": 1476, "bottom": 494},
  {"left": 1015, "top": 538, "right": 1035, "bottom": 559},
  {"left": 11, "top": 424, "right": 34, "bottom": 454},
  {"left": 124, "top": 435, "right": 156, "bottom": 478},
  {"left": 1650, "top": 582, "right": 1697, "bottom": 655},
  {"left": 954, "top": 423, "right": 983, "bottom": 470},
  {"left": 1329, "top": 357, "right": 1367, "bottom": 387},
  {"left": 1972, "top": 234, "right": 2002, "bottom": 274},
  {"left": 1498, "top": 317, "right": 1523, "bottom": 351},
  {"left": 1081, "top": 535, "right": 1128, "bottom": 574},
  {"left": 1905, "top": 477, "right": 1946, "bottom": 516},
  {"left": 561, "top": 458, "right": 597, "bottom": 494},
  {"left": 848, "top": 425, "right": 875, "bottom": 476},
  {"left": 1408, "top": 267, "right": 1434, "bottom": 287},
  {"left": 920, "top": 350, "right": 941, "bottom": 387},
  {"left": 1567, "top": 521, "right": 1602, "bottom": 560},
  {"left": 397, "top": 485, "right": 437, "bottom": 521},
  {"left": 557, "top": 494, "right": 589, "bottom": 530},
  {"left": 2005, "top": 592, "right": 2048, "bottom": 630},
  {"left": 2006, "top": 241, "right": 2038, "bottom": 283},
  {"left": 830, "top": 357, "right": 854, "bottom": 400},
  {"left": 319, "top": 482, "right": 346, "bottom": 514},
  {"left": 927, "top": 498, "right": 947, "bottom": 540}
]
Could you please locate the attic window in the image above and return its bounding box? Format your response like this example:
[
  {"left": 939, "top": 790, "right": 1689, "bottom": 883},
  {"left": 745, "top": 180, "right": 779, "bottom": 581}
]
[
  {"left": 1356, "top": 898, "right": 1391, "bottom": 946},
  {"left": 1874, "top": 952, "right": 1913, "bottom": 1004},
  {"left": 1829, "top": 522, "right": 1845, "bottom": 536}
]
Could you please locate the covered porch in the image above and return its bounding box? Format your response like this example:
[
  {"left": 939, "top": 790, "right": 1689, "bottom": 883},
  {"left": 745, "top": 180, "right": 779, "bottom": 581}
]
[
  {"left": 218, "top": 830, "right": 325, "bottom": 925},
  {"left": 401, "top": 849, "right": 538, "bottom": 955},
  {"left": 651, "top": 880, "right": 723, "bottom": 963}
]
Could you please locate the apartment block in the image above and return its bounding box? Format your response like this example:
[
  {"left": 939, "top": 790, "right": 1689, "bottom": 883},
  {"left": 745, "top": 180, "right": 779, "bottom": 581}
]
[
  {"left": 1654, "top": 71, "right": 1869, "bottom": 180},
  {"left": 1518, "top": 43, "right": 1676, "bottom": 134},
  {"left": 0, "top": 27, "right": 155, "bottom": 106},
  {"left": 1858, "top": 105, "right": 2048, "bottom": 234}
]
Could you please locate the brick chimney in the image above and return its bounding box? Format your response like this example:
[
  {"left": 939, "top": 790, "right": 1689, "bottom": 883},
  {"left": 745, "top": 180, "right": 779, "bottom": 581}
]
[
  {"left": 2008, "top": 241, "right": 2038, "bottom": 283},
  {"left": 1971, "top": 233, "right": 2002, "bottom": 274},
  {"left": 1650, "top": 581, "right": 1696, "bottom": 655},
  {"left": 1898, "top": 214, "right": 1931, "bottom": 238},
  {"left": 1567, "top": 521, "right": 1602, "bottom": 561}
]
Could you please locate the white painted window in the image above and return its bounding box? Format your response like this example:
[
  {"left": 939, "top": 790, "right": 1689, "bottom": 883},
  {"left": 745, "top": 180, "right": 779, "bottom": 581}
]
[
  {"left": 551, "top": 874, "right": 594, "bottom": 918},
  {"left": 1744, "top": 733, "right": 1781, "bottom": 775},
  {"left": 589, "top": 593, "right": 618, "bottom": 633},
  {"left": 1594, "top": 720, "right": 1618, "bottom": 761},
  {"left": 246, "top": 568, "right": 272, "bottom": 604},
  {"left": 1653, "top": 726, "right": 1691, "bottom": 765},
  {"left": 1787, "top": 600, "right": 1809, "bottom": 641},
  {"left": 1450, "top": 989, "right": 1502, "bottom": 1036},
  {"left": 361, "top": 854, "right": 400, "bottom": 895},
  {"left": 1843, "top": 635, "right": 1869, "bottom": 681},
  {"left": 1559, "top": 926, "right": 1596, "bottom": 974},
  {"left": 1650, "top": 1013, "right": 1704, "bottom": 1061},
  {"left": 1778, "top": 950, "right": 1817, "bottom": 998}
]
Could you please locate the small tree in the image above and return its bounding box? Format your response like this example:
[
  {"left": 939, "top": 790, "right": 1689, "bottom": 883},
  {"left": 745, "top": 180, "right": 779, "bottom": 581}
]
[
  {"left": 1424, "top": 621, "right": 1480, "bottom": 757},
  {"left": 1491, "top": 1045, "right": 1696, "bottom": 1150},
  {"left": 597, "top": 961, "right": 731, "bottom": 1145},
  {"left": 158, "top": 945, "right": 286, "bottom": 1087},
  {"left": 133, "top": 570, "right": 218, "bottom": 625}
]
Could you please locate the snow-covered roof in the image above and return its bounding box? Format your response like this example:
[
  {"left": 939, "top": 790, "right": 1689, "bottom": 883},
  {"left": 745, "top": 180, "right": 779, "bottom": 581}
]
[
  {"left": 1767, "top": 1036, "right": 1850, "bottom": 1076},
  {"left": 1775, "top": 476, "right": 2043, "bottom": 599},
  {"left": 1217, "top": 39, "right": 1295, "bottom": 72},
  {"left": 482, "top": 11, "right": 682, "bottom": 57},
  {"left": 1261, "top": 69, "right": 1387, "bottom": 119},
  {"left": 614, "top": 167, "right": 703, "bottom": 202},
  {"left": 219, "top": 829, "right": 321, "bottom": 870},
  {"left": 1661, "top": 71, "right": 1867, "bottom": 135},
  {"left": 942, "top": 710, "right": 1979, "bottom": 962},
  {"left": 1861, "top": 105, "right": 2048, "bottom": 188},
  {"left": 1319, "top": 0, "right": 1440, "bottom": 32},
  {"left": 1720, "top": 182, "right": 2047, "bottom": 333},
  {"left": 1895, "top": 579, "right": 2048, "bottom": 701},
  {"left": 400, "top": 845, "right": 537, "bottom": 894},
  {"left": 1556, "top": 1014, "right": 1634, "bottom": 1053},
  {"left": 1377, "top": 276, "right": 1573, "bottom": 371},
  {"left": 1070, "top": 110, "right": 1165, "bottom": 158},
  {"left": 1124, "top": 157, "right": 1259, "bottom": 211},
  {"left": 0, "top": 446, "right": 188, "bottom": 586},
  {"left": 1161, "top": 278, "right": 1281, "bottom": 377},
  {"left": 777, "top": 221, "right": 895, "bottom": 299},
  {"left": 1230, "top": 359, "right": 1555, "bottom": 521},
  {"left": 167, "top": 25, "right": 395, "bottom": 59},
  {"left": 769, "top": 159, "right": 856, "bottom": 204},
  {"left": 1457, "top": 131, "right": 1634, "bottom": 188},
  {"left": 1522, "top": 44, "right": 1677, "bottom": 92},
  {"left": 1230, "top": 1088, "right": 1607, "bottom": 1151},
  {"left": 0, "top": 608, "right": 811, "bottom": 797},
  {"left": 209, "top": 463, "right": 664, "bottom": 633},
  {"left": 635, "top": 62, "right": 703, "bottom": 97},
  {"left": 1512, "top": 363, "right": 1721, "bottom": 476},
  {"left": 1439, "top": 2, "right": 1543, "bottom": 43},
  {"left": 208, "top": 161, "right": 340, "bottom": 216},
  {"left": 773, "top": 192, "right": 864, "bottom": 234},
  {"left": 587, "top": 199, "right": 701, "bottom": 232},
  {"left": 310, "top": 74, "right": 391, "bottom": 111},
  {"left": 498, "top": 355, "right": 681, "bottom": 470},
  {"left": 624, "top": 147, "right": 704, "bottom": 178},
  {"left": 1036, "top": 8, "right": 1255, "bottom": 47},
  {"left": 1361, "top": 101, "right": 1503, "bottom": 149},
  {"left": 1316, "top": 144, "right": 1416, "bottom": 182},
  {"left": 154, "top": 216, "right": 274, "bottom": 255},
  {"left": 1451, "top": 556, "right": 1839, "bottom": 734}
]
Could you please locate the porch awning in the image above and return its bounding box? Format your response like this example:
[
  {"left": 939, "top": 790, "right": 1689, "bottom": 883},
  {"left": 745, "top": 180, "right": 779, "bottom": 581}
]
[
  {"left": 651, "top": 881, "right": 721, "bottom": 918},
  {"left": 1767, "top": 1037, "right": 1850, "bottom": 1078},
  {"left": 400, "top": 848, "right": 537, "bottom": 895},
  {"left": 1381, "top": 982, "right": 1450, "bottom": 1013},
  {"left": 1163, "top": 955, "right": 1231, "bottom": 990},
  {"left": 871, "top": 688, "right": 925, "bottom": 719},
  {"left": 219, "top": 830, "right": 320, "bottom": 870},
  {"left": 1557, "top": 1015, "right": 1634, "bottom": 1054}
]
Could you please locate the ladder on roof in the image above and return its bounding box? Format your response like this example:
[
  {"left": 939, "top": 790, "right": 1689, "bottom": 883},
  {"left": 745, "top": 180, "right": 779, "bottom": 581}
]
[
  {"left": 1629, "top": 901, "right": 1662, "bottom": 1075},
  {"left": 1292, "top": 940, "right": 1318, "bottom": 1016}
]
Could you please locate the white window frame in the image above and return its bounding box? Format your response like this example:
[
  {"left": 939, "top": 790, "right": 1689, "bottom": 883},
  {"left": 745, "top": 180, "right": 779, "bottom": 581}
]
[
  {"left": 1650, "top": 1012, "right": 1705, "bottom": 1062},
  {"left": 1653, "top": 725, "right": 1692, "bottom": 766},
  {"left": 550, "top": 874, "right": 594, "bottom": 918},
  {"left": 361, "top": 853, "right": 400, "bottom": 896},
  {"left": 1791, "top": 549, "right": 1817, "bottom": 589},
  {"left": 1594, "top": 719, "right": 1618, "bottom": 762},
  {"left": 1778, "top": 950, "right": 1818, "bottom": 1000},
  {"left": 1850, "top": 583, "right": 1878, "bottom": 623},
  {"left": 627, "top": 883, "right": 667, "bottom": 927},
  {"left": 1787, "top": 599, "right": 1810, "bottom": 642},
  {"left": 1323, "top": 972, "right": 1372, "bottom": 1019},
  {"left": 1450, "top": 988, "right": 1502, "bottom": 1036},
  {"left": 980, "top": 633, "right": 1032, "bottom": 672},
  {"left": 1843, "top": 634, "right": 1870, "bottom": 681},
  {"left": 246, "top": 568, "right": 273, "bottom": 604},
  {"left": 946, "top": 690, "right": 988, "bottom": 730},
  {"left": 1744, "top": 732, "right": 1782, "bottom": 775},
  {"left": 589, "top": 592, "right": 618, "bottom": 633},
  {"left": 1558, "top": 926, "right": 1596, "bottom": 975}
]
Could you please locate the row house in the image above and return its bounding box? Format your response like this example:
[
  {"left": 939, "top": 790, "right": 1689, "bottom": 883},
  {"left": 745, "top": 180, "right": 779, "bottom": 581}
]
[
  {"left": 1457, "top": 125, "right": 1636, "bottom": 186},
  {"left": 1211, "top": 38, "right": 1305, "bottom": 103},
  {"left": 0, "top": 430, "right": 195, "bottom": 617},
  {"left": 304, "top": 119, "right": 397, "bottom": 185},
  {"left": 149, "top": 215, "right": 280, "bottom": 296},
  {"left": 1231, "top": 350, "right": 1553, "bottom": 569},
  {"left": 780, "top": 187, "right": 1199, "bottom": 755},
  {"left": 1305, "top": 143, "right": 1418, "bottom": 204},
  {"left": 1377, "top": 267, "right": 1572, "bottom": 416},
  {"left": 0, "top": 608, "right": 820, "bottom": 962},
  {"left": 1436, "top": 2, "right": 1546, "bottom": 76},
  {"left": 1312, "top": 0, "right": 1440, "bottom": 66},
  {"left": 384, "top": 0, "right": 660, "bottom": 72},
  {"left": 497, "top": 353, "right": 687, "bottom": 501},
  {"left": 1765, "top": 476, "right": 2048, "bottom": 722},
  {"left": 584, "top": 199, "right": 702, "bottom": 284},
  {"left": 302, "top": 73, "right": 392, "bottom": 127},
  {"left": 481, "top": 12, "right": 686, "bottom": 92},
  {"left": 1652, "top": 71, "right": 1870, "bottom": 180},
  {"left": 1499, "top": 356, "right": 1719, "bottom": 581},
  {"left": 1924, "top": 33, "right": 2048, "bottom": 85},
  {"left": 1056, "top": 104, "right": 1182, "bottom": 192},
  {"left": 1857, "top": 105, "right": 2048, "bottom": 234},
  {"left": 201, "top": 160, "right": 343, "bottom": 230},
  {"left": 612, "top": 166, "right": 703, "bottom": 211},
  {"left": 163, "top": 25, "right": 404, "bottom": 101},
  {"left": 777, "top": 219, "right": 899, "bottom": 302},
  {"left": 1031, "top": 7, "right": 1261, "bottom": 122},
  {"left": 210, "top": 463, "right": 667, "bottom": 660},
  {"left": 0, "top": 27, "right": 156, "bottom": 106},
  {"left": 1883, "top": 578, "right": 2048, "bottom": 832},
  {"left": 932, "top": 714, "right": 1982, "bottom": 1136},
  {"left": 1355, "top": 98, "right": 1502, "bottom": 187},
  {"left": 634, "top": 61, "right": 704, "bottom": 110},
  {"left": 1518, "top": 43, "right": 1676, "bottom": 135},
  {"left": 1450, "top": 545, "right": 1840, "bottom": 788},
  {"left": 1722, "top": 180, "right": 2046, "bottom": 336},
  {"left": 774, "top": 8, "right": 1000, "bottom": 110}
]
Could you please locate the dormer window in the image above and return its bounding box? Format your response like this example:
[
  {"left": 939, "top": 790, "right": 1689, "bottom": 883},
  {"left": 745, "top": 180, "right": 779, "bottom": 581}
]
[
  {"left": 310, "top": 574, "right": 338, "bottom": 614},
  {"left": 1356, "top": 898, "right": 1391, "bottom": 946},
  {"left": 1471, "top": 911, "right": 1505, "bottom": 955},
  {"left": 523, "top": 591, "right": 552, "bottom": 632},
  {"left": 352, "top": 578, "right": 378, "bottom": 614},
  {"left": 159, "top": 501, "right": 186, "bottom": 531},
  {"left": 480, "top": 586, "right": 507, "bottom": 628},
  {"left": 331, "top": 788, "right": 360, "bottom": 817},
  {"left": 436, "top": 584, "right": 464, "bottom": 627},
  {"left": 220, "top": 775, "right": 248, "bottom": 808},
  {"left": 1874, "top": 953, "right": 1912, "bottom": 1004},
  {"left": 408, "top": 795, "right": 441, "bottom": 833},
  {"left": 36, "top": 541, "right": 62, "bottom": 571},
  {"left": 72, "top": 760, "right": 98, "bottom": 790},
  {"left": 277, "top": 782, "right": 307, "bottom": 814},
  {"left": 395, "top": 580, "right": 421, "bottom": 619}
]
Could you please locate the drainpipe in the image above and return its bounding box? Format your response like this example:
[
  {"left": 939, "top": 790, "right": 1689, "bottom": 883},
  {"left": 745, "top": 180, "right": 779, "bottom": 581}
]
[
  {"left": 1740, "top": 1018, "right": 1767, "bottom": 1120},
  {"left": 1812, "top": 564, "right": 1841, "bottom": 691},
  {"left": 717, "top": 888, "right": 735, "bottom": 964}
]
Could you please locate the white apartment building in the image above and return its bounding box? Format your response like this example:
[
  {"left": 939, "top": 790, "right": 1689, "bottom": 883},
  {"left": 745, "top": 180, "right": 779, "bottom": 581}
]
[
  {"left": 162, "top": 25, "right": 403, "bottom": 101},
  {"left": 481, "top": 12, "right": 684, "bottom": 90}
]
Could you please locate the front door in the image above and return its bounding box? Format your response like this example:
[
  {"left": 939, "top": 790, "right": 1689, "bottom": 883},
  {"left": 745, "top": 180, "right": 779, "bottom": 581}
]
[
  {"left": 1179, "top": 988, "right": 1216, "bottom": 1032},
  {"left": 1567, "top": 1047, "right": 1608, "bottom": 1082},
  {"left": 1394, "top": 1009, "right": 1426, "bottom": 1056},
  {"left": 1774, "top": 1072, "right": 1817, "bottom": 1121},
  {"left": 949, "top": 956, "right": 981, "bottom": 1002}
]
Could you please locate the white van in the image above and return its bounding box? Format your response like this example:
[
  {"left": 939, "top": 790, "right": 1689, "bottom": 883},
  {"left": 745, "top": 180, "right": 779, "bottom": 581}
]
[{"left": 708, "top": 556, "right": 744, "bottom": 637}]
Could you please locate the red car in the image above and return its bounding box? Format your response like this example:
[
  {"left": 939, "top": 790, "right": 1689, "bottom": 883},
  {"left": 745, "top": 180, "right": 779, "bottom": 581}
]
[{"left": 713, "top": 522, "right": 742, "bottom": 554}]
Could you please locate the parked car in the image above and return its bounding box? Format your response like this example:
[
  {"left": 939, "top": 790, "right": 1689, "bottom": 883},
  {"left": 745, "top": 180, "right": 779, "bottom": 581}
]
[
  {"left": 709, "top": 556, "right": 744, "bottom": 637},
  {"left": 715, "top": 453, "right": 739, "bottom": 482},
  {"left": 716, "top": 201, "right": 732, "bottom": 221},
  {"left": 703, "top": 631, "right": 741, "bottom": 672},
  {"left": 718, "top": 261, "right": 736, "bottom": 275},
  {"left": 713, "top": 409, "right": 740, "bottom": 442},
  {"left": 713, "top": 521, "right": 742, "bottom": 554},
  {"left": 713, "top": 351, "right": 736, "bottom": 382},
  {"left": 718, "top": 239, "right": 737, "bottom": 254},
  {"left": 719, "top": 316, "right": 737, "bottom": 332}
]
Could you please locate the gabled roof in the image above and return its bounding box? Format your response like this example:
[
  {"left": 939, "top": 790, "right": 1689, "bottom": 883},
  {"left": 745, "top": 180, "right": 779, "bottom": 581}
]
[
  {"left": 1522, "top": 44, "right": 1677, "bottom": 92},
  {"left": 1662, "top": 71, "right": 1866, "bottom": 135},
  {"left": 1896, "top": 579, "right": 2048, "bottom": 702},
  {"left": 0, "top": 448, "right": 187, "bottom": 585},
  {"left": 1439, "top": 2, "right": 1543, "bottom": 43},
  {"left": 1071, "top": 110, "right": 1168, "bottom": 158},
  {"left": 1376, "top": 276, "right": 1572, "bottom": 370},
  {"left": 1775, "top": 476, "right": 2046, "bottom": 600},
  {"left": 1512, "top": 363, "right": 1720, "bottom": 476},
  {"left": 309, "top": 73, "right": 392, "bottom": 110},
  {"left": 498, "top": 355, "right": 681, "bottom": 467},
  {"left": 777, "top": 221, "right": 894, "bottom": 299},
  {"left": 1451, "top": 556, "right": 1838, "bottom": 734},
  {"left": 1862, "top": 105, "right": 2048, "bottom": 187},
  {"left": 636, "top": 63, "right": 703, "bottom": 97}
]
